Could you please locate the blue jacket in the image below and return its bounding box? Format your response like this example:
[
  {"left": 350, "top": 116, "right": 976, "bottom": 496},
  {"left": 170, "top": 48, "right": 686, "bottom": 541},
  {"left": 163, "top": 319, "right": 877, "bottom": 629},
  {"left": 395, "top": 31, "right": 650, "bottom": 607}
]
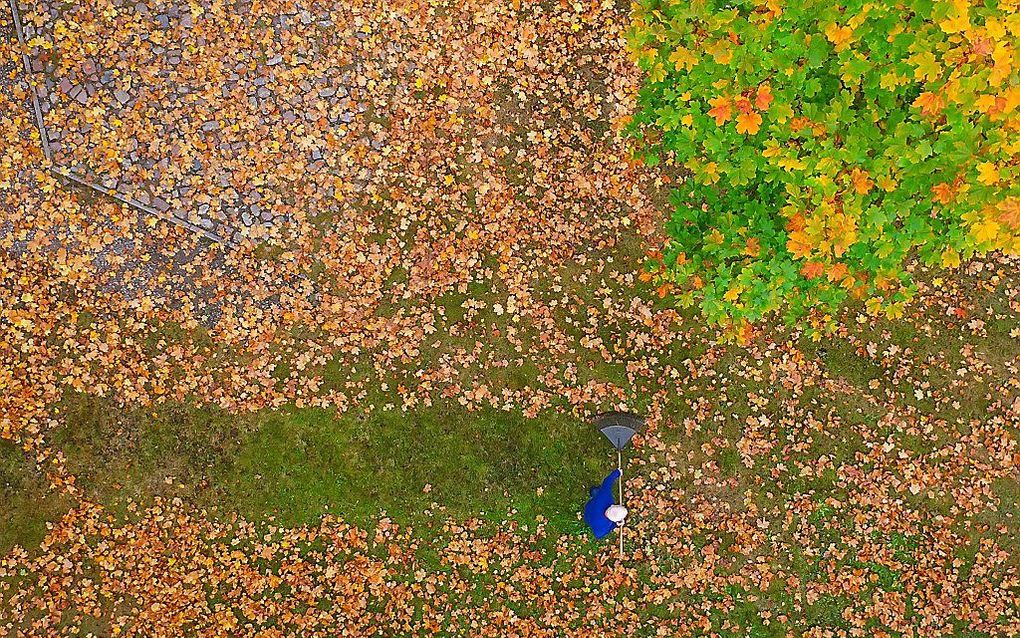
[{"left": 583, "top": 469, "right": 621, "bottom": 539}]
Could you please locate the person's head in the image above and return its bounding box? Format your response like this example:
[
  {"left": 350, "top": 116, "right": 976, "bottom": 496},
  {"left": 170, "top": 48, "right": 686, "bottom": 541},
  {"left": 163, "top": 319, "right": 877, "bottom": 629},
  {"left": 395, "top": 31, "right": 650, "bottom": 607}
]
[{"left": 605, "top": 504, "right": 628, "bottom": 524}]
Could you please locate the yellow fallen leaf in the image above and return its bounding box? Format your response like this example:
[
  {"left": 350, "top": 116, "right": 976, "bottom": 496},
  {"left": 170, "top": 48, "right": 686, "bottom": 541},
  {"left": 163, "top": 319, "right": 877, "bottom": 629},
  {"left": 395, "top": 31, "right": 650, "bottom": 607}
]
[{"left": 976, "top": 162, "right": 999, "bottom": 185}]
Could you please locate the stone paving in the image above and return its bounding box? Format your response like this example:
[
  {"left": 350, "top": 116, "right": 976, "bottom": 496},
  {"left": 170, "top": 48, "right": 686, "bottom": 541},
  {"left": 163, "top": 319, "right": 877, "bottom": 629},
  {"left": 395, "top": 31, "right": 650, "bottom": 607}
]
[
  {"left": 1, "top": 3, "right": 296, "bottom": 326},
  {"left": 15, "top": 0, "right": 410, "bottom": 245}
]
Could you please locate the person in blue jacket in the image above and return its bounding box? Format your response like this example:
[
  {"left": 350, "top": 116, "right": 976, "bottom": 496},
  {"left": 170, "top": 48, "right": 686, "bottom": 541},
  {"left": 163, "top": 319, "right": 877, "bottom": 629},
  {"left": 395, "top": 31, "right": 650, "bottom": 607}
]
[{"left": 584, "top": 469, "right": 628, "bottom": 539}]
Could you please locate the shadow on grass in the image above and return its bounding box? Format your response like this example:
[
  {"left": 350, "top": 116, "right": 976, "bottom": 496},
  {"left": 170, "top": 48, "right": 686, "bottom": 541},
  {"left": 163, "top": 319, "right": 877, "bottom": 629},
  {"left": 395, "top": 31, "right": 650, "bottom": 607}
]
[{"left": 51, "top": 393, "right": 608, "bottom": 536}]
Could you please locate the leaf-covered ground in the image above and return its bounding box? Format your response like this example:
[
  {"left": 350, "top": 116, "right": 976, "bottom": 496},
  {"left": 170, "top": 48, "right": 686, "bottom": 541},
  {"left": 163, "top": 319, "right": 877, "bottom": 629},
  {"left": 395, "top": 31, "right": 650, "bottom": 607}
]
[{"left": 2, "top": 0, "right": 1019, "bottom": 636}]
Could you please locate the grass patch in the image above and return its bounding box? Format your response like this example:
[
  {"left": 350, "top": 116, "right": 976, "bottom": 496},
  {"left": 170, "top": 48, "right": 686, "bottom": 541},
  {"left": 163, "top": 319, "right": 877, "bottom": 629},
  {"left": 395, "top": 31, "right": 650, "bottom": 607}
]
[
  {"left": 0, "top": 440, "right": 73, "bottom": 553},
  {"left": 53, "top": 392, "right": 607, "bottom": 534},
  {"left": 819, "top": 343, "right": 880, "bottom": 386}
]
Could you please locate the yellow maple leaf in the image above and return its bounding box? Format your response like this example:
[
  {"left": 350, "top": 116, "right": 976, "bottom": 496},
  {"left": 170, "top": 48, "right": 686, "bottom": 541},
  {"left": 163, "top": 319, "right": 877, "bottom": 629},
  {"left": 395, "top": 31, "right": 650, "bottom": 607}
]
[
  {"left": 825, "top": 24, "right": 854, "bottom": 51},
  {"left": 648, "top": 62, "right": 667, "bottom": 83},
  {"left": 941, "top": 248, "right": 961, "bottom": 268},
  {"left": 976, "top": 162, "right": 999, "bottom": 185},
  {"left": 972, "top": 219, "right": 1000, "bottom": 243},
  {"left": 974, "top": 93, "right": 997, "bottom": 114},
  {"left": 910, "top": 51, "right": 941, "bottom": 83},
  {"left": 939, "top": 0, "right": 971, "bottom": 34},
  {"left": 1004, "top": 86, "right": 1020, "bottom": 113},
  {"left": 778, "top": 157, "right": 806, "bottom": 172},
  {"left": 985, "top": 18, "right": 1007, "bottom": 41},
  {"left": 700, "top": 161, "right": 721, "bottom": 184},
  {"left": 1005, "top": 12, "right": 1020, "bottom": 37},
  {"left": 878, "top": 174, "right": 898, "bottom": 192},
  {"left": 706, "top": 39, "right": 733, "bottom": 65},
  {"left": 991, "top": 44, "right": 1013, "bottom": 85},
  {"left": 27, "top": 36, "right": 53, "bottom": 50},
  {"left": 669, "top": 47, "right": 698, "bottom": 71},
  {"left": 880, "top": 72, "right": 906, "bottom": 90},
  {"left": 849, "top": 168, "right": 873, "bottom": 194},
  {"left": 885, "top": 302, "right": 905, "bottom": 320},
  {"left": 865, "top": 297, "right": 884, "bottom": 316},
  {"left": 940, "top": 13, "right": 970, "bottom": 34}
]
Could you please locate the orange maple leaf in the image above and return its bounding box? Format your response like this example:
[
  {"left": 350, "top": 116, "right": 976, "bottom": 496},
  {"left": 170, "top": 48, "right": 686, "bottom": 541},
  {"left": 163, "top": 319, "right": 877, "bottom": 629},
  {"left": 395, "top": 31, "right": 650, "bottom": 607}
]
[
  {"left": 849, "top": 168, "right": 873, "bottom": 195},
  {"left": 755, "top": 84, "right": 773, "bottom": 110},
  {"left": 931, "top": 182, "right": 955, "bottom": 204},
  {"left": 737, "top": 321, "right": 755, "bottom": 344},
  {"left": 913, "top": 91, "right": 944, "bottom": 116},
  {"left": 736, "top": 111, "right": 763, "bottom": 135},
  {"left": 827, "top": 262, "right": 849, "bottom": 282},
  {"left": 998, "top": 197, "right": 1020, "bottom": 229},
  {"left": 786, "top": 213, "right": 806, "bottom": 232},
  {"left": 786, "top": 230, "right": 813, "bottom": 259},
  {"left": 825, "top": 23, "right": 854, "bottom": 50},
  {"left": 789, "top": 116, "right": 812, "bottom": 133},
  {"left": 971, "top": 36, "right": 993, "bottom": 57},
  {"left": 801, "top": 261, "right": 826, "bottom": 279},
  {"left": 707, "top": 96, "right": 732, "bottom": 125}
]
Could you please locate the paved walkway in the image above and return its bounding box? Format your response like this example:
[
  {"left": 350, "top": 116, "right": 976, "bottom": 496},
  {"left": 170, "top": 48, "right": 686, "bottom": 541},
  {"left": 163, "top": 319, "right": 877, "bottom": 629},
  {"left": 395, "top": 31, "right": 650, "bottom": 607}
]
[
  {"left": 12, "top": 0, "right": 407, "bottom": 246},
  {"left": 1, "top": 3, "right": 288, "bottom": 328}
]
